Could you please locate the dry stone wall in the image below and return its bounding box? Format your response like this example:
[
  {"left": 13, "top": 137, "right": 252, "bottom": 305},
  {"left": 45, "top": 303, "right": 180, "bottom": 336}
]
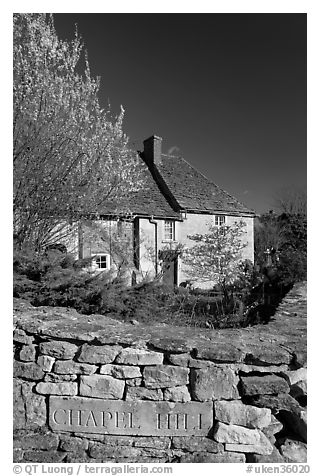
[{"left": 13, "top": 283, "right": 307, "bottom": 463}]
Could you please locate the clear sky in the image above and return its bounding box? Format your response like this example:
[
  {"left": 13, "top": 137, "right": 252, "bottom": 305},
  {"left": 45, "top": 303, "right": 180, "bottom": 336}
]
[{"left": 53, "top": 13, "right": 306, "bottom": 214}]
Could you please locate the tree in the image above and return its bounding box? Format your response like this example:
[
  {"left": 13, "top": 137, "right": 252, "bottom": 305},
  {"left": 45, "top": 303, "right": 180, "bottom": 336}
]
[
  {"left": 13, "top": 14, "right": 143, "bottom": 250},
  {"left": 254, "top": 212, "right": 286, "bottom": 268},
  {"left": 254, "top": 210, "right": 307, "bottom": 284},
  {"left": 182, "top": 221, "right": 250, "bottom": 290},
  {"left": 273, "top": 186, "right": 307, "bottom": 216}
]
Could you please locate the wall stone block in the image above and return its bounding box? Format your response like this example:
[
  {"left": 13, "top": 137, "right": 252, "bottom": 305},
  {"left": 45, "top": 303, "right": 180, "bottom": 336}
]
[
  {"left": 214, "top": 422, "right": 270, "bottom": 446},
  {"left": 248, "top": 393, "right": 301, "bottom": 413},
  {"left": 77, "top": 344, "right": 122, "bottom": 364},
  {"left": 14, "top": 361, "right": 44, "bottom": 381},
  {"left": 190, "top": 367, "right": 239, "bottom": 401},
  {"left": 13, "top": 430, "right": 59, "bottom": 451},
  {"left": 163, "top": 385, "right": 191, "bottom": 402},
  {"left": 225, "top": 436, "right": 274, "bottom": 455},
  {"left": 214, "top": 400, "right": 271, "bottom": 428},
  {"left": 13, "top": 448, "right": 23, "bottom": 462},
  {"left": 125, "top": 387, "right": 163, "bottom": 401},
  {"left": 125, "top": 377, "right": 143, "bottom": 387},
  {"left": 79, "top": 375, "right": 125, "bottom": 399},
  {"left": 248, "top": 447, "right": 284, "bottom": 463},
  {"left": 88, "top": 443, "right": 166, "bottom": 460},
  {"left": 188, "top": 358, "right": 217, "bottom": 368},
  {"left": 39, "top": 341, "right": 78, "bottom": 360},
  {"left": 195, "top": 342, "right": 244, "bottom": 363},
  {"left": 13, "top": 329, "right": 34, "bottom": 345},
  {"left": 59, "top": 436, "right": 89, "bottom": 452},
  {"left": 64, "top": 452, "right": 91, "bottom": 463},
  {"left": 262, "top": 415, "right": 283, "bottom": 441},
  {"left": 143, "top": 365, "right": 189, "bottom": 388},
  {"left": 44, "top": 373, "right": 77, "bottom": 382},
  {"left": 54, "top": 360, "right": 97, "bottom": 375},
  {"left": 148, "top": 337, "right": 194, "bottom": 353},
  {"left": 279, "top": 438, "right": 307, "bottom": 463},
  {"left": 100, "top": 436, "right": 138, "bottom": 446},
  {"left": 244, "top": 344, "right": 292, "bottom": 365},
  {"left": 100, "top": 364, "right": 141, "bottom": 379},
  {"left": 240, "top": 375, "right": 290, "bottom": 396},
  {"left": 172, "top": 436, "right": 223, "bottom": 453},
  {"left": 36, "top": 382, "right": 78, "bottom": 396},
  {"left": 37, "top": 355, "right": 55, "bottom": 372},
  {"left": 115, "top": 348, "right": 163, "bottom": 366},
  {"left": 19, "top": 344, "right": 37, "bottom": 362},
  {"left": 22, "top": 450, "right": 66, "bottom": 463},
  {"left": 132, "top": 437, "right": 171, "bottom": 449},
  {"left": 166, "top": 353, "right": 190, "bottom": 367},
  {"left": 13, "top": 379, "right": 46, "bottom": 430},
  {"left": 280, "top": 368, "right": 307, "bottom": 386}
]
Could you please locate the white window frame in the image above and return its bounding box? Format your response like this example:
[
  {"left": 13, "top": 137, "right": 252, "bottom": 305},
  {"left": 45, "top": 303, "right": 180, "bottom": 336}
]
[
  {"left": 214, "top": 215, "right": 226, "bottom": 227},
  {"left": 164, "top": 220, "right": 176, "bottom": 241},
  {"left": 92, "top": 253, "right": 110, "bottom": 270}
]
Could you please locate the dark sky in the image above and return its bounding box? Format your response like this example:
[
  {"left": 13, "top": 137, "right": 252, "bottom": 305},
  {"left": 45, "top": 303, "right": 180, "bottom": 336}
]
[{"left": 54, "top": 13, "right": 306, "bottom": 214}]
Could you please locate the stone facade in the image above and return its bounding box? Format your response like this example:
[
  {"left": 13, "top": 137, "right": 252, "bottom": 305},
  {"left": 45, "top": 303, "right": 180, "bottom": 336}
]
[{"left": 13, "top": 283, "right": 307, "bottom": 463}]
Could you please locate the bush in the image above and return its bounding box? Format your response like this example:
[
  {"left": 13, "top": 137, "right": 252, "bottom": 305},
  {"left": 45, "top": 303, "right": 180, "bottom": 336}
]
[{"left": 13, "top": 247, "right": 292, "bottom": 329}]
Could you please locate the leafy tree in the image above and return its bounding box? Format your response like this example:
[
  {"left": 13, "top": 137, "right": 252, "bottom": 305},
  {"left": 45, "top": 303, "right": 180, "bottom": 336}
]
[
  {"left": 13, "top": 14, "right": 143, "bottom": 250},
  {"left": 254, "top": 212, "right": 286, "bottom": 268},
  {"left": 254, "top": 210, "right": 307, "bottom": 284},
  {"left": 182, "top": 221, "right": 250, "bottom": 290}
]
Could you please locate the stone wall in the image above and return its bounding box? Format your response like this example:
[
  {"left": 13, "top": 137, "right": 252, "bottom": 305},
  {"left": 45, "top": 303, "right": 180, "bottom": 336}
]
[{"left": 13, "top": 283, "right": 307, "bottom": 463}]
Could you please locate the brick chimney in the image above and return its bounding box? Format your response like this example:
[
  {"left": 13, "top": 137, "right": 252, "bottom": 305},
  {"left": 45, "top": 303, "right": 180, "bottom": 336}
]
[{"left": 143, "top": 135, "right": 162, "bottom": 165}]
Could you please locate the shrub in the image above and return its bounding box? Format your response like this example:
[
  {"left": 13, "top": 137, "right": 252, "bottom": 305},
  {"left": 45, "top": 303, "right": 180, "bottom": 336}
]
[{"left": 13, "top": 247, "right": 291, "bottom": 329}]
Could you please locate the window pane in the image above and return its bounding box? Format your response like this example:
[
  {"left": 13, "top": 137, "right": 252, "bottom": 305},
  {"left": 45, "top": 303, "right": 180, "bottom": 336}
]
[
  {"left": 219, "top": 215, "right": 225, "bottom": 226},
  {"left": 214, "top": 215, "right": 225, "bottom": 226},
  {"left": 164, "top": 220, "right": 175, "bottom": 240},
  {"left": 95, "top": 254, "right": 108, "bottom": 269}
]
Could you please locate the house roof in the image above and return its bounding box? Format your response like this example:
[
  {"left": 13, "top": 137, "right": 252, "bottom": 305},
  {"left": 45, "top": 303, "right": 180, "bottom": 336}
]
[
  {"left": 99, "top": 158, "right": 180, "bottom": 219},
  {"left": 99, "top": 145, "right": 255, "bottom": 219},
  {"left": 156, "top": 155, "right": 255, "bottom": 215}
]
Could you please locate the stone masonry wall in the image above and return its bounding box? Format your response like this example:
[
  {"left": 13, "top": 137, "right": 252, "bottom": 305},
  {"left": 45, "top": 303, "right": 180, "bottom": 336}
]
[{"left": 13, "top": 283, "right": 307, "bottom": 464}]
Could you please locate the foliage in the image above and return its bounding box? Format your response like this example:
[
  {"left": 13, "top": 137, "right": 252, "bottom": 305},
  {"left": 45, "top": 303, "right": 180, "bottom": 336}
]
[
  {"left": 13, "top": 14, "right": 143, "bottom": 251},
  {"left": 182, "top": 221, "right": 250, "bottom": 290},
  {"left": 14, "top": 247, "right": 263, "bottom": 328},
  {"left": 13, "top": 248, "right": 111, "bottom": 313},
  {"left": 254, "top": 211, "right": 307, "bottom": 284},
  {"left": 14, "top": 237, "right": 293, "bottom": 330}
]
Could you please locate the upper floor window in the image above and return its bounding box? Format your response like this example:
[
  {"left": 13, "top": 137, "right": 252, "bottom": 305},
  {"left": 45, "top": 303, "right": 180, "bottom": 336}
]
[
  {"left": 164, "top": 220, "right": 175, "bottom": 241},
  {"left": 214, "top": 215, "right": 226, "bottom": 227}
]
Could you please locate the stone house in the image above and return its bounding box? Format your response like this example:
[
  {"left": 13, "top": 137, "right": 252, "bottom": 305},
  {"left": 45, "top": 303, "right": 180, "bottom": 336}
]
[{"left": 69, "top": 135, "right": 255, "bottom": 288}]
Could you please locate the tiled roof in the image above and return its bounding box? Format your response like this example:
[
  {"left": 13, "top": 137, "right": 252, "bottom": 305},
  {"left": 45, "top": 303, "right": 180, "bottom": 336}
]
[
  {"left": 99, "top": 152, "right": 254, "bottom": 218},
  {"left": 157, "top": 155, "right": 255, "bottom": 215},
  {"left": 99, "top": 159, "right": 180, "bottom": 219}
]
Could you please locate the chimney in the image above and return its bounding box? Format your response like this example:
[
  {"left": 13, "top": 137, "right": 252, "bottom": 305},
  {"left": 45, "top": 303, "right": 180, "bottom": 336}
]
[{"left": 143, "top": 135, "right": 162, "bottom": 165}]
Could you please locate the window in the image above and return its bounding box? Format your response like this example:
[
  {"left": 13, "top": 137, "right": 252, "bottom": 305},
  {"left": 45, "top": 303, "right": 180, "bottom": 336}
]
[
  {"left": 93, "top": 254, "right": 110, "bottom": 269},
  {"left": 214, "top": 215, "right": 226, "bottom": 227},
  {"left": 164, "top": 220, "right": 175, "bottom": 241}
]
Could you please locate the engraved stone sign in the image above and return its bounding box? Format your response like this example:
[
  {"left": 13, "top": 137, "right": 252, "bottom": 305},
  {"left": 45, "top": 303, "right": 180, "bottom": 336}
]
[{"left": 49, "top": 396, "right": 213, "bottom": 436}]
